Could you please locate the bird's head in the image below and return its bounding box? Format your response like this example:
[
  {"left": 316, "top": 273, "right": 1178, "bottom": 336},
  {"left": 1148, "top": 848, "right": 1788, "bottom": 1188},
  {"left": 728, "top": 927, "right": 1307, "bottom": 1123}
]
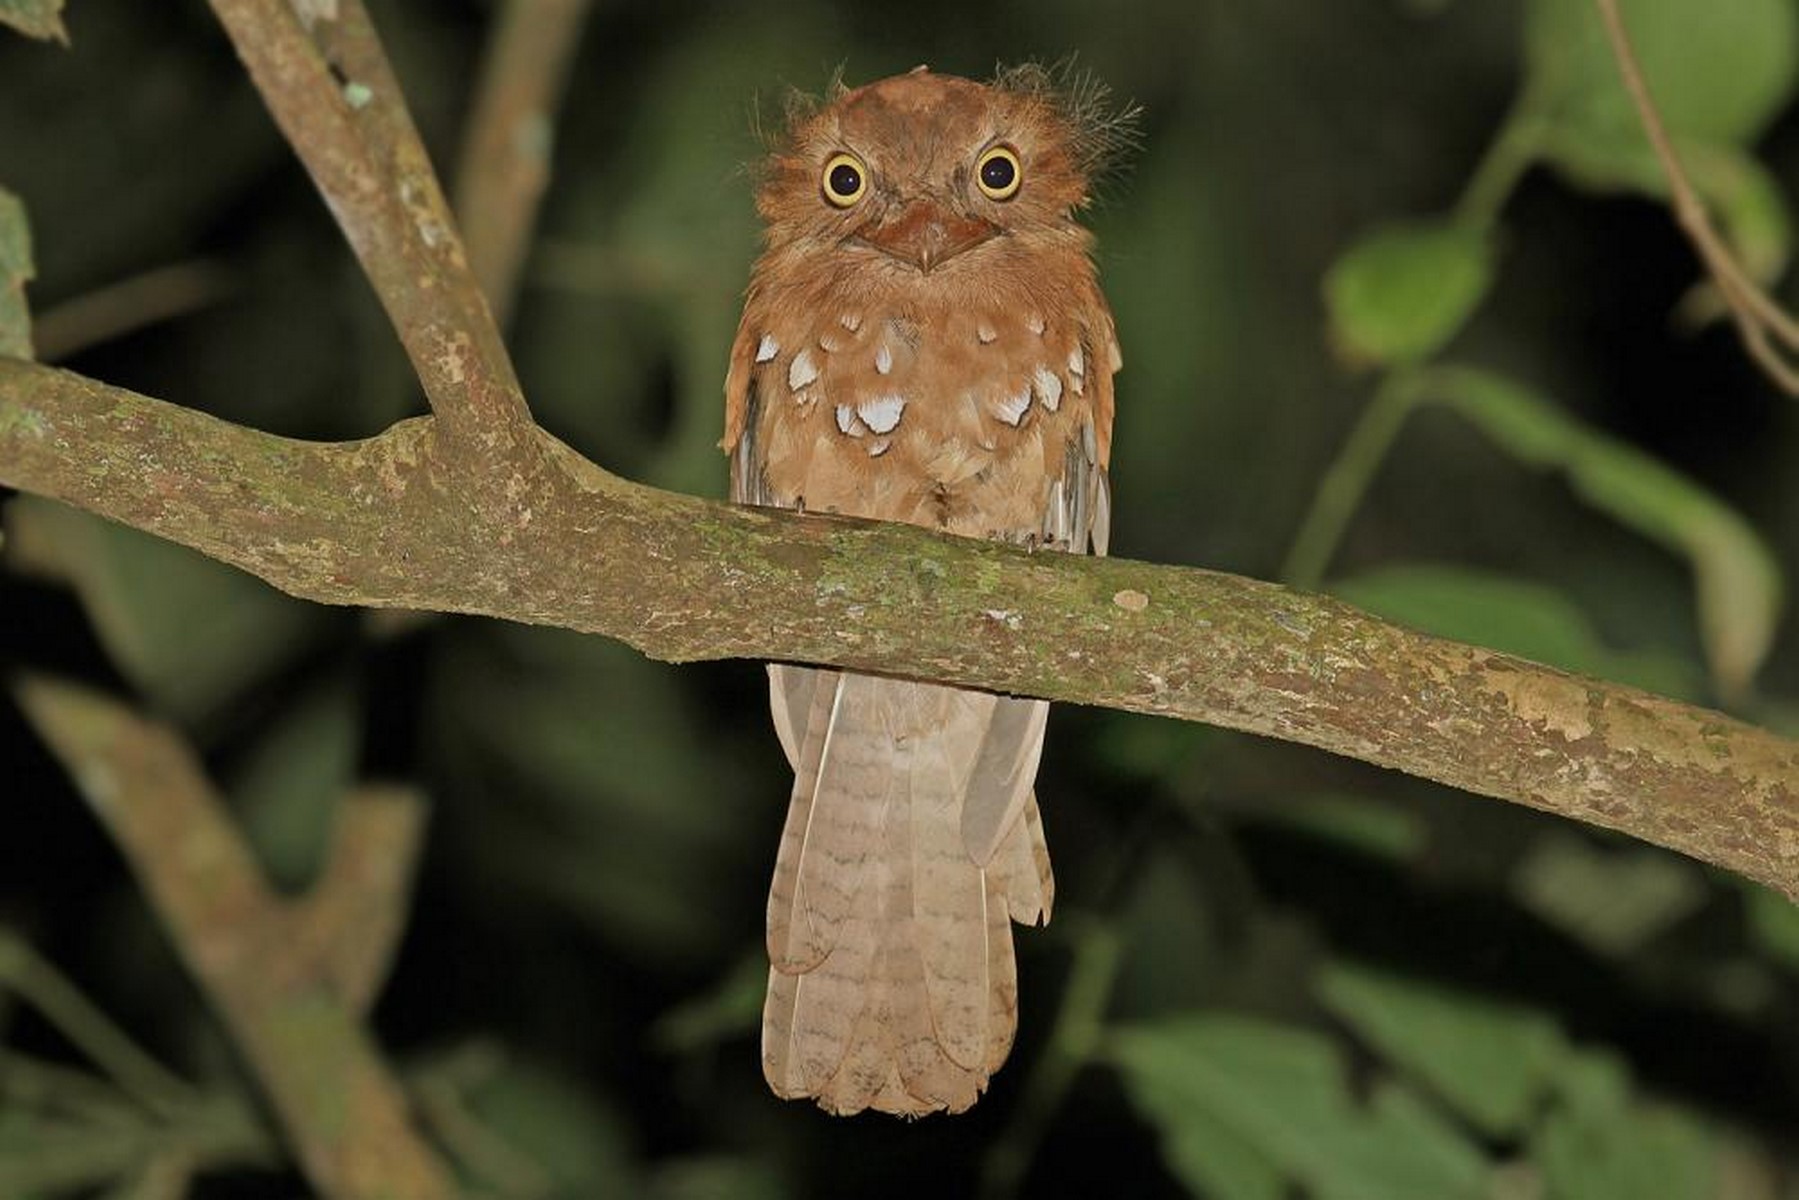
[{"left": 754, "top": 66, "right": 1134, "bottom": 283}]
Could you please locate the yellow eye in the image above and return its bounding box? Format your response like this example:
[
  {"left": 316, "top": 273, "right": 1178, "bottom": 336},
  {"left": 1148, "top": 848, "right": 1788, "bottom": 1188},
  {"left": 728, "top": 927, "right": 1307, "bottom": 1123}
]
[
  {"left": 821, "top": 152, "right": 868, "bottom": 207},
  {"left": 975, "top": 145, "right": 1022, "bottom": 200}
]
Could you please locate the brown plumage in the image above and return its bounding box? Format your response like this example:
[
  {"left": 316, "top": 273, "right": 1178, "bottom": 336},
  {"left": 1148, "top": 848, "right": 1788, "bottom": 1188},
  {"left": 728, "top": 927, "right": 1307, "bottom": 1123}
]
[{"left": 722, "top": 65, "right": 1125, "bottom": 1117}]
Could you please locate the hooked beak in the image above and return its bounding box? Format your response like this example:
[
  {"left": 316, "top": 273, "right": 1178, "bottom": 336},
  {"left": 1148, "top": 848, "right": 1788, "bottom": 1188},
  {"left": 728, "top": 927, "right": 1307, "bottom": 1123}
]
[{"left": 854, "top": 199, "right": 1000, "bottom": 273}]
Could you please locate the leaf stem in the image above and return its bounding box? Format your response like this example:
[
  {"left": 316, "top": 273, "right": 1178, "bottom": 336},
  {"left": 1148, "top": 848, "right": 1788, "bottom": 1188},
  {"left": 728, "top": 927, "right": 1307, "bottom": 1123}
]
[
  {"left": 0, "top": 931, "right": 197, "bottom": 1118},
  {"left": 1281, "top": 369, "right": 1426, "bottom": 589},
  {"left": 979, "top": 917, "right": 1125, "bottom": 1200},
  {"left": 1454, "top": 88, "right": 1547, "bottom": 231}
]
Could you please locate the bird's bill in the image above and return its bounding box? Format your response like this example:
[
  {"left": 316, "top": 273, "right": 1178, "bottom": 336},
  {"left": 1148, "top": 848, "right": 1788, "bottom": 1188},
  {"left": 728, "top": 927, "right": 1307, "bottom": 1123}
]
[{"left": 854, "top": 199, "right": 1000, "bottom": 272}]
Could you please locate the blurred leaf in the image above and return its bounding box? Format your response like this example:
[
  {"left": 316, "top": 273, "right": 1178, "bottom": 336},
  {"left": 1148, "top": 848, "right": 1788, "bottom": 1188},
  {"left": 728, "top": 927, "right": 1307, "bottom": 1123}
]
[
  {"left": 1535, "top": 1049, "right": 1720, "bottom": 1200},
  {"left": 0, "top": 0, "right": 65, "bottom": 43},
  {"left": 1112, "top": 846, "right": 1219, "bottom": 1015},
  {"left": 1112, "top": 1014, "right": 1491, "bottom": 1200},
  {"left": 1512, "top": 834, "right": 1707, "bottom": 956},
  {"left": 1316, "top": 961, "right": 1569, "bottom": 1138},
  {"left": 0, "top": 187, "right": 33, "bottom": 358},
  {"left": 1540, "top": 130, "right": 1792, "bottom": 290},
  {"left": 1254, "top": 793, "right": 1426, "bottom": 862},
  {"left": 430, "top": 624, "right": 762, "bottom": 964},
  {"left": 224, "top": 675, "right": 360, "bottom": 889},
  {"left": 1525, "top": 0, "right": 1797, "bottom": 150},
  {"left": 1423, "top": 365, "right": 1783, "bottom": 697},
  {"left": 1741, "top": 884, "right": 1799, "bottom": 970},
  {"left": 1335, "top": 563, "right": 1702, "bottom": 699},
  {"left": 1527, "top": 0, "right": 1797, "bottom": 289},
  {"left": 1091, "top": 707, "right": 1210, "bottom": 779},
  {"left": 1129, "top": 1094, "right": 1283, "bottom": 1200},
  {"left": 653, "top": 953, "right": 765, "bottom": 1054},
  {"left": 3, "top": 498, "right": 333, "bottom": 724},
  {"left": 1324, "top": 221, "right": 1494, "bottom": 365},
  {"left": 1683, "top": 145, "right": 1790, "bottom": 284},
  {"left": 651, "top": 1156, "right": 791, "bottom": 1200},
  {"left": 461, "top": 1058, "right": 639, "bottom": 1197}
]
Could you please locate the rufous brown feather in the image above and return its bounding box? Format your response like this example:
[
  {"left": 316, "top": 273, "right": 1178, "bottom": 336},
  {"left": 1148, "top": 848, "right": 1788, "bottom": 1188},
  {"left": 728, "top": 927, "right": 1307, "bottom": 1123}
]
[{"left": 724, "top": 65, "right": 1125, "bottom": 1117}]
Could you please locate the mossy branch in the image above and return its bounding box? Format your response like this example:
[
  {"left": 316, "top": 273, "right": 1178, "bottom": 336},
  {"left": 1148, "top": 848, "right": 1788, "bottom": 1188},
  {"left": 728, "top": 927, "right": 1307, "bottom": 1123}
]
[
  {"left": 3, "top": 355, "right": 1797, "bottom": 902},
  {"left": 14, "top": 678, "right": 456, "bottom": 1200}
]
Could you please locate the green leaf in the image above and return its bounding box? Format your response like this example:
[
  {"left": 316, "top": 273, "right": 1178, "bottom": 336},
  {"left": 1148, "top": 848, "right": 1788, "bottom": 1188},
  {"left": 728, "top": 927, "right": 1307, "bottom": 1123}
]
[
  {"left": 1539, "top": 130, "right": 1792, "bottom": 289},
  {"left": 1315, "top": 961, "right": 1569, "bottom": 1138},
  {"left": 651, "top": 1156, "right": 791, "bottom": 1200},
  {"left": 653, "top": 953, "right": 766, "bottom": 1053},
  {"left": 1255, "top": 792, "right": 1426, "bottom": 862},
  {"left": 1131, "top": 1089, "right": 1284, "bottom": 1200},
  {"left": 1112, "top": 1014, "right": 1491, "bottom": 1200},
  {"left": 1511, "top": 834, "right": 1707, "bottom": 956},
  {"left": 1324, "top": 221, "right": 1494, "bottom": 365},
  {"left": 3, "top": 498, "right": 334, "bottom": 724},
  {"left": 429, "top": 624, "right": 764, "bottom": 965},
  {"left": 1334, "top": 563, "right": 1702, "bottom": 699},
  {"left": 1534, "top": 1049, "right": 1720, "bottom": 1200},
  {"left": 1741, "top": 884, "right": 1799, "bottom": 970},
  {"left": 224, "top": 676, "right": 361, "bottom": 890},
  {"left": 0, "top": 188, "right": 34, "bottom": 359},
  {"left": 1422, "top": 365, "right": 1783, "bottom": 697},
  {"left": 0, "top": 0, "right": 66, "bottom": 43},
  {"left": 462, "top": 1058, "right": 640, "bottom": 1195},
  {"left": 1525, "top": 0, "right": 1797, "bottom": 149}
]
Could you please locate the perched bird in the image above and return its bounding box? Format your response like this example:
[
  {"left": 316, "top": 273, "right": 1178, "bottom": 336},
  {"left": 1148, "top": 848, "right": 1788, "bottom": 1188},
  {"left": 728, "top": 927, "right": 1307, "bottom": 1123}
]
[{"left": 722, "top": 65, "right": 1126, "bottom": 1116}]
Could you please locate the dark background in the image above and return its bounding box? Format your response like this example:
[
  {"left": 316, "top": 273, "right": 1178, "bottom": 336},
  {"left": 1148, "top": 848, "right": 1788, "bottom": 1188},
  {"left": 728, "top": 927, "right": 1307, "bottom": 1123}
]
[{"left": 3, "top": 1, "right": 1798, "bottom": 1197}]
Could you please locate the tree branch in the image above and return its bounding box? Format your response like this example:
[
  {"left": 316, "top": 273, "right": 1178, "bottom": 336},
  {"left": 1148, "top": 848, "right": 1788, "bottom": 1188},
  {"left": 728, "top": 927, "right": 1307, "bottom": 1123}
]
[
  {"left": 207, "top": 0, "right": 536, "bottom": 447},
  {"left": 15, "top": 676, "right": 456, "bottom": 1200},
  {"left": 3, "top": 356, "right": 1796, "bottom": 901},
  {"left": 452, "top": 0, "right": 594, "bottom": 327}
]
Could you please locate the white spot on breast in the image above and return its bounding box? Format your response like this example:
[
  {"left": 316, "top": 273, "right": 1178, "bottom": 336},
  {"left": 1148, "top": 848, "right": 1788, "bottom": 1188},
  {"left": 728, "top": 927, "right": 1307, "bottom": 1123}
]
[
  {"left": 1033, "top": 367, "right": 1063, "bottom": 412},
  {"left": 1068, "top": 345, "right": 1084, "bottom": 376},
  {"left": 835, "top": 404, "right": 863, "bottom": 435},
  {"left": 789, "top": 349, "right": 819, "bottom": 391},
  {"left": 1027, "top": 313, "right": 1046, "bottom": 336},
  {"left": 755, "top": 334, "right": 779, "bottom": 363},
  {"left": 977, "top": 321, "right": 997, "bottom": 344},
  {"left": 857, "top": 394, "right": 905, "bottom": 434},
  {"left": 868, "top": 437, "right": 891, "bottom": 457},
  {"left": 991, "top": 385, "right": 1033, "bottom": 426},
  {"left": 840, "top": 312, "right": 862, "bottom": 332},
  {"left": 874, "top": 344, "right": 893, "bottom": 375},
  {"left": 818, "top": 330, "right": 844, "bottom": 353}
]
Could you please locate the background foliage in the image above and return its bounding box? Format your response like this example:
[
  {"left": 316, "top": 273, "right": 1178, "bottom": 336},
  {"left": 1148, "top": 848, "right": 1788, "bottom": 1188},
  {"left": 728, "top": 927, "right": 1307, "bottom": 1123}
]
[{"left": 3, "top": 0, "right": 1799, "bottom": 1197}]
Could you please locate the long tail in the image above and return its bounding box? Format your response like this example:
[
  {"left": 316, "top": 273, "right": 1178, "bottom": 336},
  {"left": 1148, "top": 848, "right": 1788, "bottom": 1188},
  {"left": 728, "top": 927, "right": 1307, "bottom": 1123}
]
[{"left": 759, "top": 665, "right": 1055, "bottom": 1116}]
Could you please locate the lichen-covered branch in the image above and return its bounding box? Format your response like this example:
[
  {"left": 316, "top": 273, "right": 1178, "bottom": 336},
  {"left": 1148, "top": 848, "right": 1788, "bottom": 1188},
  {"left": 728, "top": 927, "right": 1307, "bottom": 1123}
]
[
  {"left": 15, "top": 676, "right": 456, "bottom": 1200},
  {"left": 4, "top": 356, "right": 1796, "bottom": 902}
]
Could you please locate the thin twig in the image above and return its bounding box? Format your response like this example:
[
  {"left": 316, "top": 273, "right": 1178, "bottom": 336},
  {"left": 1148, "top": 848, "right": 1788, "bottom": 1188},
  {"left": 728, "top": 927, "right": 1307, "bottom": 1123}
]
[
  {"left": 30, "top": 260, "right": 238, "bottom": 362},
  {"left": 3, "top": 358, "right": 1796, "bottom": 903},
  {"left": 1594, "top": 0, "right": 1799, "bottom": 394},
  {"left": 0, "top": 931, "right": 198, "bottom": 1118},
  {"left": 452, "top": 0, "right": 594, "bottom": 327},
  {"left": 14, "top": 677, "right": 456, "bottom": 1200}
]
